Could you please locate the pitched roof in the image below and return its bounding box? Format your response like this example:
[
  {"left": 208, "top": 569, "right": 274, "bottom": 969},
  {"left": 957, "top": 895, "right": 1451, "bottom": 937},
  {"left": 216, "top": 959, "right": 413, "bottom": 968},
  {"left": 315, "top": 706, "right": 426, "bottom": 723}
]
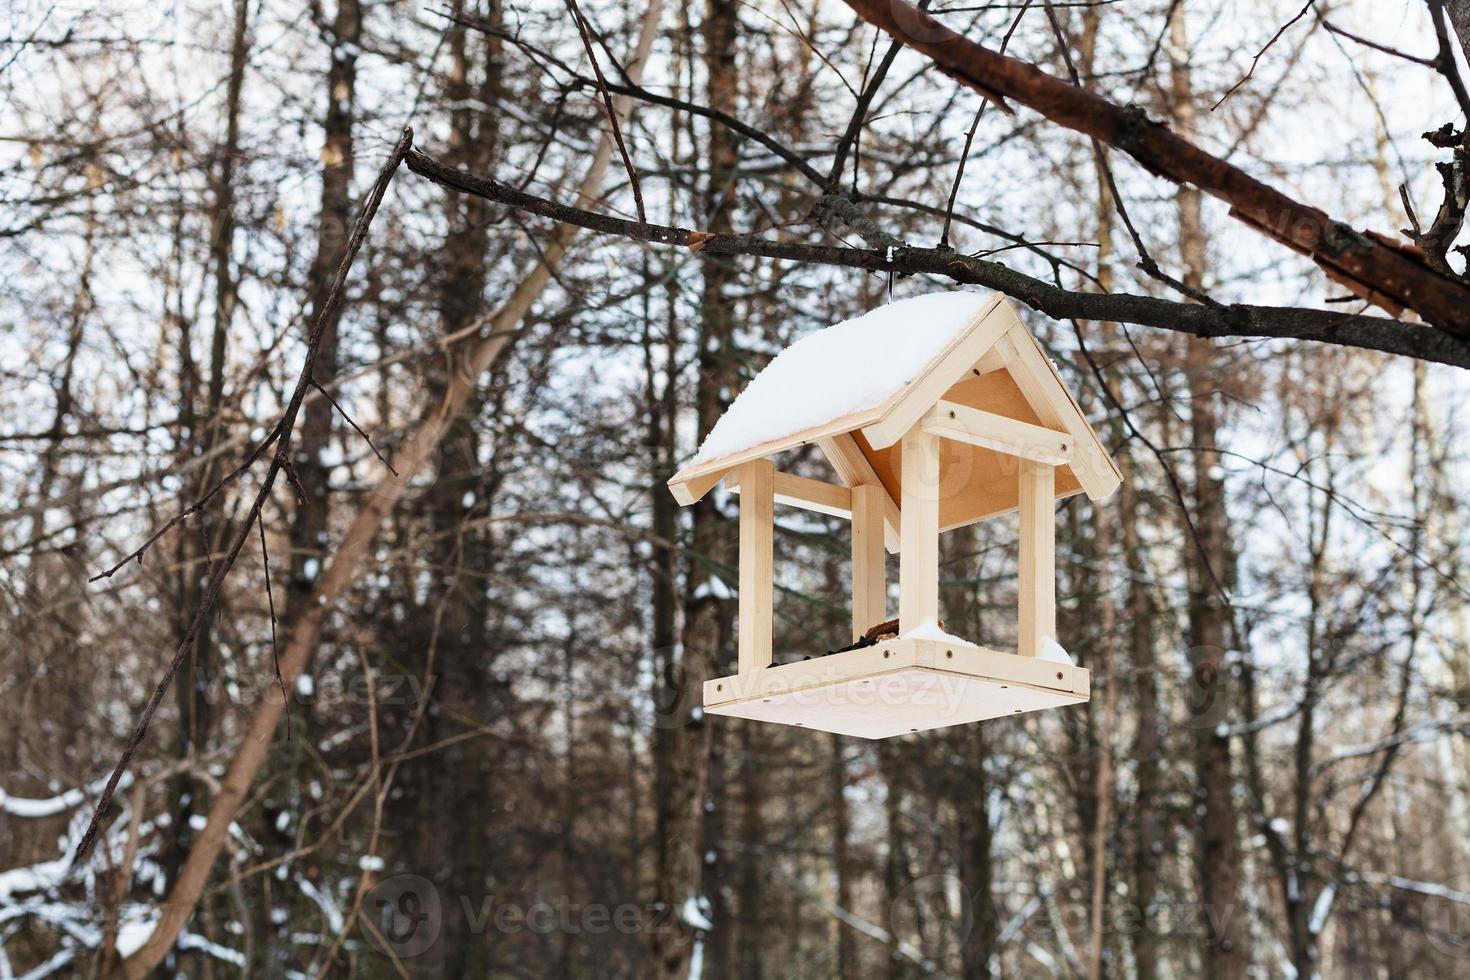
[
  {"left": 668, "top": 292, "right": 1121, "bottom": 528},
  {"left": 691, "top": 291, "right": 998, "bottom": 465}
]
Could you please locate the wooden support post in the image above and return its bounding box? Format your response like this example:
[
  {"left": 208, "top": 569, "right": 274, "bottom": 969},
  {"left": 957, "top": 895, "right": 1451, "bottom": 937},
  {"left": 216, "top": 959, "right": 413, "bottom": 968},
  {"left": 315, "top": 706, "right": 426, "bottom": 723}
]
[
  {"left": 898, "top": 426, "right": 941, "bottom": 634},
  {"left": 737, "top": 458, "right": 775, "bottom": 674},
  {"left": 1018, "top": 459, "right": 1056, "bottom": 657},
  {"left": 850, "top": 483, "right": 886, "bottom": 641}
]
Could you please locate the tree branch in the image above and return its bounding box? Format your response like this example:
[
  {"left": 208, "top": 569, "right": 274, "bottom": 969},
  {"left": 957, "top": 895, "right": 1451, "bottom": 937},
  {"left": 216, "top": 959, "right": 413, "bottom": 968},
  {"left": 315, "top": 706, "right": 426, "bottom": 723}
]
[
  {"left": 838, "top": 0, "right": 1470, "bottom": 337},
  {"left": 405, "top": 149, "right": 1470, "bottom": 369},
  {"left": 71, "top": 127, "right": 414, "bottom": 867}
]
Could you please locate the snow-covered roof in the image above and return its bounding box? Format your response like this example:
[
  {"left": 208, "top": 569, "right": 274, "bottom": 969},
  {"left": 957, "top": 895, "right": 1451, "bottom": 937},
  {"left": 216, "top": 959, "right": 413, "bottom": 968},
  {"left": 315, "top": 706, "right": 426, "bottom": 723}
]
[
  {"left": 692, "top": 291, "right": 996, "bottom": 464},
  {"left": 667, "top": 291, "right": 1121, "bottom": 525}
]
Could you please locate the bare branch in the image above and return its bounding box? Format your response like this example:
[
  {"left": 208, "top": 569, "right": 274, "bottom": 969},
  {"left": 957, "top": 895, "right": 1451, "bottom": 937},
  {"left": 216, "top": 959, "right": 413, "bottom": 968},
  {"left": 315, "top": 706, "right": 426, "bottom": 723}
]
[
  {"left": 406, "top": 148, "right": 1470, "bottom": 368},
  {"left": 1212, "top": 1, "right": 1316, "bottom": 111},
  {"left": 564, "top": 0, "right": 645, "bottom": 222},
  {"left": 71, "top": 127, "right": 414, "bottom": 866},
  {"left": 838, "top": 0, "right": 1470, "bottom": 336},
  {"left": 257, "top": 511, "right": 290, "bottom": 741},
  {"left": 311, "top": 379, "right": 398, "bottom": 476}
]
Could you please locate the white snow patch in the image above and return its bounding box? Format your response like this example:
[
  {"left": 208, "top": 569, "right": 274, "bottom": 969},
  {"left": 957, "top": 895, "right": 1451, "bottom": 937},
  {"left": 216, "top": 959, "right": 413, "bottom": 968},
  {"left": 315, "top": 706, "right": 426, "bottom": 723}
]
[
  {"left": 901, "top": 619, "right": 973, "bottom": 646},
  {"left": 0, "top": 769, "right": 133, "bottom": 818},
  {"left": 680, "top": 895, "right": 713, "bottom": 932},
  {"left": 1038, "top": 636, "right": 1074, "bottom": 665},
  {"left": 358, "top": 854, "right": 385, "bottom": 872},
  {"left": 299, "top": 877, "right": 344, "bottom": 933},
  {"left": 691, "top": 291, "right": 994, "bottom": 464},
  {"left": 0, "top": 856, "right": 69, "bottom": 900},
  {"left": 115, "top": 913, "right": 160, "bottom": 957},
  {"left": 692, "top": 575, "right": 735, "bottom": 601},
  {"left": 188, "top": 814, "right": 207, "bottom": 831},
  {"left": 1308, "top": 881, "right": 1337, "bottom": 935},
  {"left": 688, "top": 932, "right": 705, "bottom": 979},
  {"left": 178, "top": 931, "right": 246, "bottom": 966}
]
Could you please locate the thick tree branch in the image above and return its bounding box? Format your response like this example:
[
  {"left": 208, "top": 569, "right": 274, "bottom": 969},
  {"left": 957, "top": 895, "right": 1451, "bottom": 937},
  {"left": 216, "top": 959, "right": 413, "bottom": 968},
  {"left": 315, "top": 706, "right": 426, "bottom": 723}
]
[
  {"left": 405, "top": 149, "right": 1470, "bottom": 369},
  {"left": 838, "top": 0, "right": 1470, "bottom": 338}
]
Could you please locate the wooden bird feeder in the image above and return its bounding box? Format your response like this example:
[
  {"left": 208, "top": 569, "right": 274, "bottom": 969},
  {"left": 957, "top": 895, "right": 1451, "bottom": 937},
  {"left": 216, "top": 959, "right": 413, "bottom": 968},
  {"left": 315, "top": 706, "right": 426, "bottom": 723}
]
[{"left": 668, "top": 293, "right": 1122, "bottom": 739}]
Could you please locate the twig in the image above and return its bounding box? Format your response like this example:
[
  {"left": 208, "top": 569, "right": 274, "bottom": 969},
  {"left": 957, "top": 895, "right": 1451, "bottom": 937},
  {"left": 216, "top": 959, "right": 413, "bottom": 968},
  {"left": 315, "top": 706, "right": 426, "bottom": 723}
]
[
  {"left": 282, "top": 456, "right": 309, "bottom": 505},
  {"left": 564, "top": 0, "right": 645, "bottom": 222},
  {"left": 1427, "top": 0, "right": 1470, "bottom": 125},
  {"left": 257, "top": 511, "right": 290, "bottom": 741},
  {"left": 311, "top": 379, "right": 398, "bottom": 475},
  {"left": 939, "top": 0, "right": 1032, "bottom": 248},
  {"left": 826, "top": 0, "right": 935, "bottom": 191},
  {"left": 1044, "top": 1, "right": 1221, "bottom": 307},
  {"left": 71, "top": 127, "right": 414, "bottom": 867},
  {"left": 1211, "top": 0, "right": 1315, "bottom": 111},
  {"left": 972, "top": 239, "right": 1096, "bottom": 258},
  {"left": 1399, "top": 182, "right": 1423, "bottom": 237},
  {"left": 1066, "top": 317, "right": 1241, "bottom": 642},
  {"left": 1320, "top": 18, "right": 1437, "bottom": 68},
  {"left": 86, "top": 421, "right": 282, "bottom": 581}
]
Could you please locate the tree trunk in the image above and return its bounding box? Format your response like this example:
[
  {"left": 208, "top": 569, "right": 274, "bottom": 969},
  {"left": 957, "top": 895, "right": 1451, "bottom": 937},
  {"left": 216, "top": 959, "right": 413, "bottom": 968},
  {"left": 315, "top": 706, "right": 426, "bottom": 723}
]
[
  {"left": 165, "top": 0, "right": 249, "bottom": 941},
  {"left": 1119, "top": 457, "right": 1162, "bottom": 980},
  {"left": 735, "top": 723, "right": 765, "bottom": 979},
  {"left": 881, "top": 740, "right": 913, "bottom": 980},
  {"left": 651, "top": 0, "right": 740, "bottom": 976},
  {"left": 936, "top": 523, "right": 997, "bottom": 979},
  {"left": 957, "top": 724, "right": 996, "bottom": 980},
  {"left": 1449, "top": 1, "right": 1470, "bottom": 56},
  {"left": 388, "top": 4, "right": 503, "bottom": 974},
  {"left": 286, "top": 0, "right": 358, "bottom": 614},
  {"left": 1171, "top": 7, "right": 1246, "bottom": 977},
  {"left": 831, "top": 734, "right": 859, "bottom": 980}
]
